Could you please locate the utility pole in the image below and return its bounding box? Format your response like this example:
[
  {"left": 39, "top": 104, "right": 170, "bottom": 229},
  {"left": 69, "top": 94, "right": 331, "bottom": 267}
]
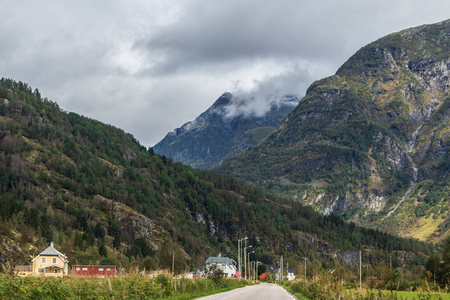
[
  {"left": 286, "top": 261, "right": 289, "bottom": 280},
  {"left": 238, "top": 237, "right": 248, "bottom": 281},
  {"left": 244, "top": 243, "right": 251, "bottom": 280},
  {"left": 248, "top": 251, "right": 255, "bottom": 281},
  {"left": 251, "top": 261, "right": 255, "bottom": 283},
  {"left": 304, "top": 257, "right": 307, "bottom": 279},
  {"left": 238, "top": 239, "right": 241, "bottom": 280},
  {"left": 172, "top": 250, "right": 175, "bottom": 276},
  {"left": 256, "top": 261, "right": 261, "bottom": 283},
  {"left": 359, "top": 250, "right": 362, "bottom": 289},
  {"left": 280, "top": 256, "right": 283, "bottom": 283},
  {"left": 244, "top": 246, "right": 247, "bottom": 279}
]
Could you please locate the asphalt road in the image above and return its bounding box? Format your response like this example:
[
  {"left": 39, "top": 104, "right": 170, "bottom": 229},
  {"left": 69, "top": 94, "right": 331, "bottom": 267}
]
[{"left": 195, "top": 283, "right": 298, "bottom": 300}]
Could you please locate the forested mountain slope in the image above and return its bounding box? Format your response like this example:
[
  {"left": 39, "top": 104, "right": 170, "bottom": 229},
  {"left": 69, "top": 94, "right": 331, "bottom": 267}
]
[
  {"left": 216, "top": 20, "right": 450, "bottom": 242},
  {"left": 0, "top": 78, "right": 431, "bottom": 272}
]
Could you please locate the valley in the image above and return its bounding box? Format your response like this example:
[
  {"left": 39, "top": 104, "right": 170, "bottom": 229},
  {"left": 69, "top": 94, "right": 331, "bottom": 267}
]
[{"left": 0, "top": 15, "right": 450, "bottom": 300}]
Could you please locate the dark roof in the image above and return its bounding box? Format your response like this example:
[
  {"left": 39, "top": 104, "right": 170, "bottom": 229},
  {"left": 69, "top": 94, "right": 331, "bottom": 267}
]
[
  {"left": 266, "top": 264, "right": 278, "bottom": 272},
  {"left": 265, "top": 264, "right": 297, "bottom": 274}
]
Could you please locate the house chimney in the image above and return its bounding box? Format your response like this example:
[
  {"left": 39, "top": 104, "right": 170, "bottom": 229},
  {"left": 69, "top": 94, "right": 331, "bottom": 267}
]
[{"left": 50, "top": 241, "right": 54, "bottom": 247}]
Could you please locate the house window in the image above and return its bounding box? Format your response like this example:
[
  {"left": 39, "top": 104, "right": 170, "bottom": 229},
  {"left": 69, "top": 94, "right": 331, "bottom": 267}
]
[
  {"left": 41, "top": 257, "right": 46, "bottom": 264},
  {"left": 82, "top": 268, "right": 88, "bottom": 271},
  {"left": 76, "top": 267, "right": 80, "bottom": 271},
  {"left": 107, "top": 268, "right": 111, "bottom": 271},
  {"left": 221, "top": 264, "right": 226, "bottom": 270},
  {"left": 52, "top": 258, "right": 57, "bottom": 264},
  {"left": 99, "top": 268, "right": 104, "bottom": 271},
  {"left": 38, "top": 268, "right": 44, "bottom": 273},
  {"left": 54, "top": 269, "right": 58, "bottom": 273}
]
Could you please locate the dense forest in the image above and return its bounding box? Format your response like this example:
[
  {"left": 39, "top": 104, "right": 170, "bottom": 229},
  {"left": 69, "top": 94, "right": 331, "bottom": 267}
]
[{"left": 0, "top": 78, "right": 440, "bottom": 281}]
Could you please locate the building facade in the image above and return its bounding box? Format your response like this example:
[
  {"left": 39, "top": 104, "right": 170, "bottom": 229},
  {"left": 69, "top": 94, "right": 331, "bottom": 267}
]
[
  {"left": 72, "top": 265, "right": 118, "bottom": 277},
  {"left": 205, "top": 254, "right": 237, "bottom": 278},
  {"left": 30, "top": 242, "right": 69, "bottom": 276}
]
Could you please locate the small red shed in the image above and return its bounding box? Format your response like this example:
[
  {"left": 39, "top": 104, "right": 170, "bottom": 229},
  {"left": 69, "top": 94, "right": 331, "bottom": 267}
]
[{"left": 72, "top": 265, "right": 118, "bottom": 277}]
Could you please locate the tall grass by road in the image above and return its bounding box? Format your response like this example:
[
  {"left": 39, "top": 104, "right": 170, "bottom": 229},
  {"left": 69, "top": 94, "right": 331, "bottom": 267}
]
[{"left": 0, "top": 275, "right": 248, "bottom": 300}]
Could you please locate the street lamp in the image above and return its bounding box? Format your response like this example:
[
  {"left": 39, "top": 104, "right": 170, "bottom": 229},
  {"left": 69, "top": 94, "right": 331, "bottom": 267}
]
[
  {"left": 277, "top": 260, "right": 280, "bottom": 282},
  {"left": 248, "top": 251, "right": 255, "bottom": 281},
  {"left": 256, "top": 261, "right": 261, "bottom": 283},
  {"left": 303, "top": 257, "right": 307, "bottom": 279},
  {"left": 359, "top": 250, "right": 362, "bottom": 290},
  {"left": 238, "top": 237, "right": 248, "bottom": 280},
  {"left": 244, "top": 245, "right": 252, "bottom": 279},
  {"left": 251, "top": 261, "right": 255, "bottom": 283}
]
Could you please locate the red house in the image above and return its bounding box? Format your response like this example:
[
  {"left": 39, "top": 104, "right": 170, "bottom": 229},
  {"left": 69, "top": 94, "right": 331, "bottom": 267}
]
[{"left": 72, "top": 265, "right": 118, "bottom": 277}]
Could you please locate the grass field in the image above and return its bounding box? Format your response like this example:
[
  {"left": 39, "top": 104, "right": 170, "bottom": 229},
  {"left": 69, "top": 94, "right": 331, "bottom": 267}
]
[
  {"left": 346, "top": 288, "right": 450, "bottom": 300},
  {"left": 283, "top": 279, "right": 450, "bottom": 300}
]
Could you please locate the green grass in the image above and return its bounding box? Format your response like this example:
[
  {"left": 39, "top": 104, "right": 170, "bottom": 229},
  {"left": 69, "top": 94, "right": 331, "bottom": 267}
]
[
  {"left": 283, "top": 277, "right": 450, "bottom": 300},
  {"left": 164, "top": 285, "right": 247, "bottom": 300},
  {"left": 347, "top": 289, "right": 450, "bottom": 300},
  {"left": 287, "top": 287, "right": 450, "bottom": 300}
]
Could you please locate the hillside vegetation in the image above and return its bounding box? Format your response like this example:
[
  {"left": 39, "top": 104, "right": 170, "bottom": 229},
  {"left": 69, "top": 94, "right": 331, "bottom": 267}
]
[
  {"left": 216, "top": 20, "right": 450, "bottom": 242},
  {"left": 0, "top": 78, "right": 433, "bottom": 275}
]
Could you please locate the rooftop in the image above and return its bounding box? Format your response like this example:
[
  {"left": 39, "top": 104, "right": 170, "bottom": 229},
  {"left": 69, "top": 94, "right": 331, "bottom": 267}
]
[
  {"left": 32, "top": 241, "right": 68, "bottom": 262},
  {"left": 206, "top": 254, "right": 235, "bottom": 265}
]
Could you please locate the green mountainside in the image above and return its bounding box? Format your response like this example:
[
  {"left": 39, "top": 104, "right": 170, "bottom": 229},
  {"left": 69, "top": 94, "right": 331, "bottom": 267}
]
[
  {"left": 0, "top": 78, "right": 432, "bottom": 273},
  {"left": 216, "top": 20, "right": 450, "bottom": 242}
]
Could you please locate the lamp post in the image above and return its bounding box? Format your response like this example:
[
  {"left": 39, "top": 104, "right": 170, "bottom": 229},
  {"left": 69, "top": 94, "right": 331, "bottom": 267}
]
[
  {"left": 304, "top": 257, "right": 307, "bottom": 279},
  {"left": 238, "top": 237, "right": 248, "bottom": 281},
  {"left": 280, "top": 256, "right": 283, "bottom": 283},
  {"left": 172, "top": 250, "right": 175, "bottom": 276},
  {"left": 244, "top": 245, "right": 252, "bottom": 279},
  {"left": 248, "top": 251, "right": 255, "bottom": 281},
  {"left": 256, "top": 261, "right": 261, "bottom": 283},
  {"left": 359, "top": 250, "right": 362, "bottom": 290},
  {"left": 277, "top": 260, "right": 280, "bottom": 282},
  {"left": 251, "top": 261, "right": 255, "bottom": 283}
]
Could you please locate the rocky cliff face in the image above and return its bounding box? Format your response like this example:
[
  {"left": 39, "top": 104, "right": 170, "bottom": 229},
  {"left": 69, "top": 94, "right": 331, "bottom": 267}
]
[
  {"left": 153, "top": 93, "right": 299, "bottom": 169},
  {"left": 216, "top": 20, "right": 450, "bottom": 241}
]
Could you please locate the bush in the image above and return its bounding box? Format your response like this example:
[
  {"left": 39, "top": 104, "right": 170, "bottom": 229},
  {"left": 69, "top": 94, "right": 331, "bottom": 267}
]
[{"left": 206, "top": 264, "right": 225, "bottom": 284}]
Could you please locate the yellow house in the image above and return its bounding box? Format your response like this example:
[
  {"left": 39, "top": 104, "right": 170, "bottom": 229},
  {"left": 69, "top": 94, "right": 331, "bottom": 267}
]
[{"left": 30, "top": 241, "right": 69, "bottom": 276}]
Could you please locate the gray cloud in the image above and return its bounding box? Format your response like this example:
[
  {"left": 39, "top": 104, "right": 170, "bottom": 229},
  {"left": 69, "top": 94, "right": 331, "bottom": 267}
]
[
  {"left": 1, "top": 0, "right": 450, "bottom": 146},
  {"left": 223, "top": 63, "right": 314, "bottom": 118},
  {"left": 139, "top": 1, "right": 347, "bottom": 74}
]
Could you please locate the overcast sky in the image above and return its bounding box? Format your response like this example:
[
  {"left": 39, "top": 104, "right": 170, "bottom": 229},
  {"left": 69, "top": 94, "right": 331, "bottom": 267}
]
[{"left": 1, "top": 1, "right": 450, "bottom": 147}]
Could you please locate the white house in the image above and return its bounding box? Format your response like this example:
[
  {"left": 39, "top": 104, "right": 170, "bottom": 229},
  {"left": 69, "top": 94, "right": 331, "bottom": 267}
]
[
  {"left": 205, "top": 254, "right": 237, "bottom": 278},
  {"left": 266, "top": 264, "right": 296, "bottom": 281}
]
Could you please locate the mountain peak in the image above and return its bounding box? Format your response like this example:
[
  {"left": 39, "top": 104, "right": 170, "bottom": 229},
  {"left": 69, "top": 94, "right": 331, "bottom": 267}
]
[{"left": 153, "top": 93, "right": 299, "bottom": 169}]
